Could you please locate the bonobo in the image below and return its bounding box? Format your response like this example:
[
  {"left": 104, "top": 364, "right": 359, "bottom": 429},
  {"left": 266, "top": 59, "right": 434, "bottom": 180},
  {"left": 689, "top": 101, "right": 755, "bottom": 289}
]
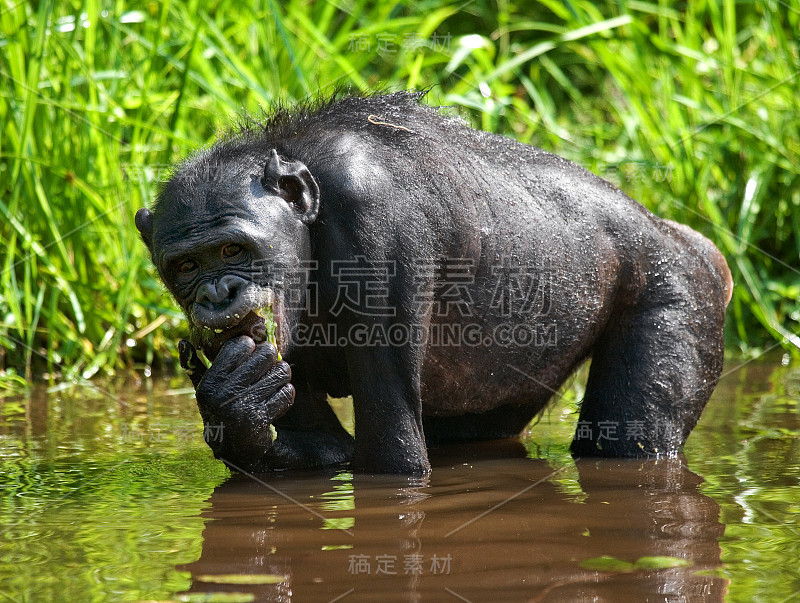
[{"left": 135, "top": 92, "right": 732, "bottom": 475}]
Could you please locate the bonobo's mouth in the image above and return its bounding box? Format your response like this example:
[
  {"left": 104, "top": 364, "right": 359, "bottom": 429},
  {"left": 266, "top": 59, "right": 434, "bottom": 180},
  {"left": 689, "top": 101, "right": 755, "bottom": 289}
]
[
  {"left": 190, "top": 283, "right": 270, "bottom": 331},
  {"left": 188, "top": 286, "right": 281, "bottom": 361}
]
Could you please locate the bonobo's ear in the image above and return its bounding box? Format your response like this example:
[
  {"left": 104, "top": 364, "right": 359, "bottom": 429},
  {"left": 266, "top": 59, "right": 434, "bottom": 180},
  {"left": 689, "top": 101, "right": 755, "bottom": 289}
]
[
  {"left": 135, "top": 207, "right": 154, "bottom": 250},
  {"left": 262, "top": 149, "right": 320, "bottom": 224}
]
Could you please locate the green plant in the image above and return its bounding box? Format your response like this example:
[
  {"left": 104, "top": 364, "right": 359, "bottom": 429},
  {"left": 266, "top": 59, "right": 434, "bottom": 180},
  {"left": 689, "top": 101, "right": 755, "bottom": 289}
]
[{"left": 1, "top": 0, "right": 797, "bottom": 380}]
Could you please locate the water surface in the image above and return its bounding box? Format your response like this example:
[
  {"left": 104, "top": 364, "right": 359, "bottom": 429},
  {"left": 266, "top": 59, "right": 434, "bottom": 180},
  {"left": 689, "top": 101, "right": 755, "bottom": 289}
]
[{"left": 0, "top": 357, "right": 798, "bottom": 601}]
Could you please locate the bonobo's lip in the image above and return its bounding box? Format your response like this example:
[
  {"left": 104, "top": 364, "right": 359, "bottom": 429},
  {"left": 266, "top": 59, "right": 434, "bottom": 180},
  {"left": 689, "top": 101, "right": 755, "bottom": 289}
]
[
  {"left": 193, "top": 311, "right": 269, "bottom": 361},
  {"left": 188, "top": 285, "right": 276, "bottom": 361},
  {"left": 190, "top": 284, "right": 272, "bottom": 331}
]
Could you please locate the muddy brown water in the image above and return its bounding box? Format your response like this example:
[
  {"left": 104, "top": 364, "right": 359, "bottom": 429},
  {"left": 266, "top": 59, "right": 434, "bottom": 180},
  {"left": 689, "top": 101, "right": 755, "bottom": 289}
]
[{"left": 0, "top": 355, "right": 798, "bottom": 601}]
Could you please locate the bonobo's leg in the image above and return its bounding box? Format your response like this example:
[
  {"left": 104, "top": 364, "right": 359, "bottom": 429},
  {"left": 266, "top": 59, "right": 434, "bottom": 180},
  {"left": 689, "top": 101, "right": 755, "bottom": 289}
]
[
  {"left": 179, "top": 337, "right": 353, "bottom": 472},
  {"left": 423, "top": 403, "right": 541, "bottom": 444},
  {"left": 346, "top": 345, "right": 430, "bottom": 475},
  {"left": 570, "top": 247, "right": 729, "bottom": 457}
]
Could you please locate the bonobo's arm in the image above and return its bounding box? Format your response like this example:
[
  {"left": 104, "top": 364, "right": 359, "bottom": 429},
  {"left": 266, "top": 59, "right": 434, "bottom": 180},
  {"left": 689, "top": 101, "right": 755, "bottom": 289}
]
[{"left": 179, "top": 336, "right": 353, "bottom": 472}]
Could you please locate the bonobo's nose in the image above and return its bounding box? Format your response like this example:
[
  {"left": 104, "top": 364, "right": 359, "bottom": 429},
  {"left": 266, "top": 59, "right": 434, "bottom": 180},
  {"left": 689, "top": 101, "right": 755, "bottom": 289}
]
[{"left": 196, "top": 274, "right": 247, "bottom": 309}]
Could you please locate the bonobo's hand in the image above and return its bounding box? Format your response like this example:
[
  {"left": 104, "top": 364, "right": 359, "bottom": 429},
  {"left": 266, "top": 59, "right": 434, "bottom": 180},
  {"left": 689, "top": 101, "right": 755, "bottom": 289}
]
[{"left": 178, "top": 336, "right": 294, "bottom": 469}]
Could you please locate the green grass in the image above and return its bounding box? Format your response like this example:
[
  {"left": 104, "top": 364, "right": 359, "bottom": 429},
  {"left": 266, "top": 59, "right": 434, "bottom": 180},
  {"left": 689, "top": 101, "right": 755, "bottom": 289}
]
[{"left": 1, "top": 0, "right": 798, "bottom": 381}]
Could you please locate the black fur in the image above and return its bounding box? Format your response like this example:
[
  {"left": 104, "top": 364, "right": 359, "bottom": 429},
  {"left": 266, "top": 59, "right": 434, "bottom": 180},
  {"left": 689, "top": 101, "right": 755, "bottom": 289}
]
[{"left": 137, "top": 91, "right": 732, "bottom": 474}]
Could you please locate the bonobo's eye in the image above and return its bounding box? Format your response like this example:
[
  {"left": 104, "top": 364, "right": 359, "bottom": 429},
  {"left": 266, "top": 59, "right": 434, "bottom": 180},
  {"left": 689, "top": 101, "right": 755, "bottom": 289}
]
[
  {"left": 221, "top": 244, "right": 243, "bottom": 259},
  {"left": 177, "top": 259, "right": 198, "bottom": 275}
]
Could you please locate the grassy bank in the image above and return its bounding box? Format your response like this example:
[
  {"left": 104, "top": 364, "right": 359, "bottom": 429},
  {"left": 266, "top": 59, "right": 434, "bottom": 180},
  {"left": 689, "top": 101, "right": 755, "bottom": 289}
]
[{"left": 1, "top": 0, "right": 798, "bottom": 382}]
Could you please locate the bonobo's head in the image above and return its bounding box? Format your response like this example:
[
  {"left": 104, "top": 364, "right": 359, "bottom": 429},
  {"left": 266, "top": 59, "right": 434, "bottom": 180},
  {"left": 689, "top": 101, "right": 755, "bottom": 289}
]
[{"left": 135, "top": 148, "right": 319, "bottom": 360}]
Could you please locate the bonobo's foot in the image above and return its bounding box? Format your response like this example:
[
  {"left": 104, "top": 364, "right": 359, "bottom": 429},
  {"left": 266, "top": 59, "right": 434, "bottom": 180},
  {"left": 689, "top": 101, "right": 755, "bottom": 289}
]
[
  {"left": 271, "top": 427, "right": 355, "bottom": 469},
  {"left": 179, "top": 336, "right": 295, "bottom": 471}
]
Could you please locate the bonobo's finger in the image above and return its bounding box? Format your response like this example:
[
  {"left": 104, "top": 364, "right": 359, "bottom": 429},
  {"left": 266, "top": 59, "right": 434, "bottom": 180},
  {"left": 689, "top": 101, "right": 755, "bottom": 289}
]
[
  {"left": 262, "top": 383, "right": 295, "bottom": 423},
  {"left": 229, "top": 342, "right": 281, "bottom": 387},
  {"left": 248, "top": 360, "right": 292, "bottom": 399},
  {"left": 237, "top": 366, "right": 294, "bottom": 424},
  {"left": 211, "top": 335, "right": 256, "bottom": 375},
  {"left": 237, "top": 378, "right": 295, "bottom": 421},
  {"left": 178, "top": 340, "right": 206, "bottom": 389}
]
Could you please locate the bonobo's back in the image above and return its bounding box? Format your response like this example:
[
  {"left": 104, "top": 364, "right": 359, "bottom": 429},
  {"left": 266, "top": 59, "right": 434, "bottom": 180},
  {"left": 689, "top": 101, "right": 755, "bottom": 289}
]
[
  {"left": 158, "top": 91, "right": 637, "bottom": 230},
  {"left": 230, "top": 91, "right": 645, "bottom": 226}
]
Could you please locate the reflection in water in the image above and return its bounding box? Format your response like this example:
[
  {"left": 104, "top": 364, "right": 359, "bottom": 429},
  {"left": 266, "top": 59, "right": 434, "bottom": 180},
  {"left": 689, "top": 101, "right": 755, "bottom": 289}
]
[
  {"left": 3, "top": 359, "right": 800, "bottom": 600},
  {"left": 180, "top": 441, "right": 726, "bottom": 601}
]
